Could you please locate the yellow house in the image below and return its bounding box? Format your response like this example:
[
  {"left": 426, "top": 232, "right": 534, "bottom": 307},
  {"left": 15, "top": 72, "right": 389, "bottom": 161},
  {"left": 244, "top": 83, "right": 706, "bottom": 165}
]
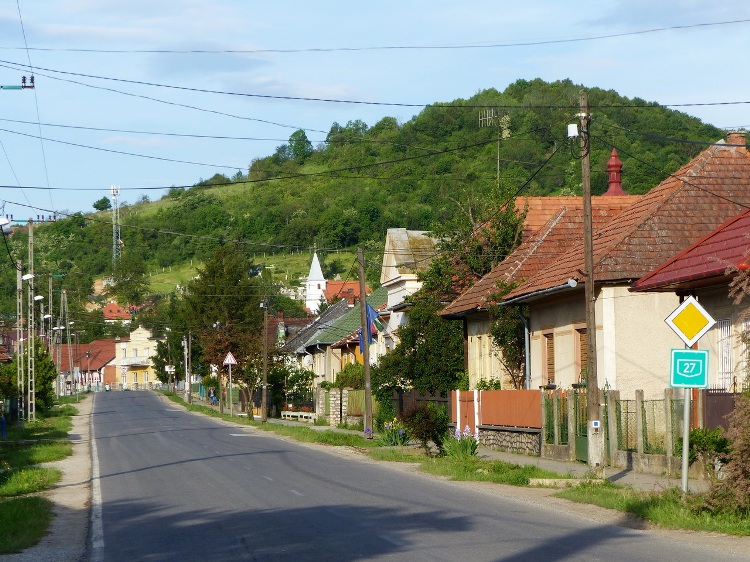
[{"left": 114, "top": 326, "right": 163, "bottom": 390}]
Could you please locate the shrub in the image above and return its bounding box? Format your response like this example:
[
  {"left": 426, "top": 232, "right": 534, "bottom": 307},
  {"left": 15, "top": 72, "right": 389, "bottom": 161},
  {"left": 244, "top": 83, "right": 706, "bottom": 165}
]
[
  {"left": 689, "top": 427, "right": 730, "bottom": 482},
  {"left": 443, "top": 425, "right": 479, "bottom": 460},
  {"left": 475, "top": 378, "right": 502, "bottom": 391},
  {"left": 402, "top": 403, "right": 449, "bottom": 455},
  {"left": 335, "top": 363, "right": 364, "bottom": 390}
]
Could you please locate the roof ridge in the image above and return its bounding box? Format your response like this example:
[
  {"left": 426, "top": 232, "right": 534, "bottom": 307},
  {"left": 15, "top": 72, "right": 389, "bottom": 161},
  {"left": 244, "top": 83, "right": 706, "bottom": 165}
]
[{"left": 507, "top": 206, "right": 568, "bottom": 280}]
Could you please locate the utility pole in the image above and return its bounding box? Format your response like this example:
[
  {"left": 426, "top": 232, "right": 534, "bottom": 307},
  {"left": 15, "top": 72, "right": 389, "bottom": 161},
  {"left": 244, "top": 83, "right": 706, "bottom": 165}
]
[
  {"left": 479, "top": 109, "right": 511, "bottom": 190},
  {"left": 27, "top": 220, "right": 36, "bottom": 421},
  {"left": 1, "top": 75, "right": 34, "bottom": 91},
  {"left": 16, "top": 265, "right": 24, "bottom": 428},
  {"left": 261, "top": 302, "right": 268, "bottom": 423},
  {"left": 580, "top": 91, "right": 604, "bottom": 475},
  {"left": 357, "top": 247, "right": 373, "bottom": 438}
]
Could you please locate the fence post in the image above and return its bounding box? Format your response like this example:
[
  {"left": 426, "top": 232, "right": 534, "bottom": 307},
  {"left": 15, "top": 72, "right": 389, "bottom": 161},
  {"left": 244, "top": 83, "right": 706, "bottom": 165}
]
[
  {"left": 635, "top": 389, "right": 644, "bottom": 458},
  {"left": 665, "top": 387, "right": 673, "bottom": 473},
  {"left": 567, "top": 391, "right": 576, "bottom": 461},
  {"left": 552, "top": 390, "right": 560, "bottom": 445},
  {"left": 607, "top": 390, "right": 619, "bottom": 466},
  {"left": 540, "top": 390, "right": 547, "bottom": 450}
]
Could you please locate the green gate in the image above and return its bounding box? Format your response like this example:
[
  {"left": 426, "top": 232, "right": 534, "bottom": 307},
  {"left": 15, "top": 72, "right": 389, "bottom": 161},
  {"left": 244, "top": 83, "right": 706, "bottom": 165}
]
[{"left": 574, "top": 390, "right": 588, "bottom": 462}]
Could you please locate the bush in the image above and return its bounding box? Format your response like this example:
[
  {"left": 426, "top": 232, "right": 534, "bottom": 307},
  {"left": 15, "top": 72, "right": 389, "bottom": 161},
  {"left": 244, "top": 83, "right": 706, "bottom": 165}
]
[
  {"left": 402, "top": 403, "right": 449, "bottom": 455},
  {"left": 689, "top": 427, "right": 730, "bottom": 482},
  {"left": 704, "top": 393, "right": 750, "bottom": 514},
  {"left": 443, "top": 425, "right": 479, "bottom": 460},
  {"left": 335, "top": 363, "right": 364, "bottom": 390}
]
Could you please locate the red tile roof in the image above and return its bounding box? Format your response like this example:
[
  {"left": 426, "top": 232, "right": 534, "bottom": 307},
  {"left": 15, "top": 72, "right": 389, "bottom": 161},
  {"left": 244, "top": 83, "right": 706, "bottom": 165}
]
[
  {"left": 323, "top": 281, "right": 370, "bottom": 305},
  {"left": 505, "top": 134, "right": 750, "bottom": 302},
  {"left": 103, "top": 302, "right": 131, "bottom": 321},
  {"left": 52, "top": 339, "right": 117, "bottom": 372},
  {"left": 441, "top": 201, "right": 632, "bottom": 317},
  {"left": 631, "top": 208, "right": 750, "bottom": 292}
]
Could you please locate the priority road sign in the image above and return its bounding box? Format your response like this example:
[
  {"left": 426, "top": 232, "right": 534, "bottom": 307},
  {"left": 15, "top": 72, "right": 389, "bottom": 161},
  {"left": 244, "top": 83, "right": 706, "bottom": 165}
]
[
  {"left": 670, "top": 348, "right": 709, "bottom": 388},
  {"left": 665, "top": 296, "right": 716, "bottom": 347},
  {"left": 223, "top": 352, "right": 237, "bottom": 366}
]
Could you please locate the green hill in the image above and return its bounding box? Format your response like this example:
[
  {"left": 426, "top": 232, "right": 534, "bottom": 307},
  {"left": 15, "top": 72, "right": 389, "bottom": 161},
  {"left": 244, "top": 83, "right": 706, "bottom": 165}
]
[{"left": 0, "top": 79, "right": 725, "bottom": 316}]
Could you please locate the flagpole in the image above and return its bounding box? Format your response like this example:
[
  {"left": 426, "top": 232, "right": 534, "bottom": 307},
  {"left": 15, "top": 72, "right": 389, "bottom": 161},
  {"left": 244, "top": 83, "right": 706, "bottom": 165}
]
[{"left": 358, "top": 247, "right": 373, "bottom": 438}]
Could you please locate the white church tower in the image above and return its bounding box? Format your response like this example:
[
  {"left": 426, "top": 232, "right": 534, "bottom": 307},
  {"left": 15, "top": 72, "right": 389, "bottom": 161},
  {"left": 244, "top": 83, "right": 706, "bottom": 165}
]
[{"left": 305, "top": 252, "right": 326, "bottom": 314}]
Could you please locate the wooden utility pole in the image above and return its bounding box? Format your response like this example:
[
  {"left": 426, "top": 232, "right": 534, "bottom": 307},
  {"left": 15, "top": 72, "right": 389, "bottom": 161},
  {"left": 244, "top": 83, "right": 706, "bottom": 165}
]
[
  {"left": 357, "top": 247, "right": 373, "bottom": 438},
  {"left": 580, "top": 91, "right": 604, "bottom": 474}
]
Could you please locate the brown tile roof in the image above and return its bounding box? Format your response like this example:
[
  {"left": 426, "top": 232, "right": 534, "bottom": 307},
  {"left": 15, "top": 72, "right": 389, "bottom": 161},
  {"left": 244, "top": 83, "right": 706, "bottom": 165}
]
[
  {"left": 323, "top": 281, "right": 370, "bottom": 305},
  {"left": 441, "top": 201, "right": 631, "bottom": 317},
  {"left": 504, "top": 135, "right": 750, "bottom": 302},
  {"left": 515, "top": 195, "right": 640, "bottom": 242},
  {"left": 631, "top": 207, "right": 750, "bottom": 292},
  {"left": 53, "top": 339, "right": 117, "bottom": 373}
]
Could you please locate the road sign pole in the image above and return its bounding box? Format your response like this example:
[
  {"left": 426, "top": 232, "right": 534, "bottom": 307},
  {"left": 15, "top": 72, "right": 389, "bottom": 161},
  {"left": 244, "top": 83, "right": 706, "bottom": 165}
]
[
  {"left": 681, "top": 388, "right": 690, "bottom": 493},
  {"left": 228, "top": 364, "right": 233, "bottom": 417}
]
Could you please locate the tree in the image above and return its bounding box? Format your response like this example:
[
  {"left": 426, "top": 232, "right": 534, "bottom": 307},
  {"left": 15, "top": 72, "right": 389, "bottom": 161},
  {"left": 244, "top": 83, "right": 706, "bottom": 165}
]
[
  {"left": 288, "top": 129, "right": 313, "bottom": 163},
  {"left": 92, "top": 197, "right": 112, "bottom": 211},
  {"left": 109, "top": 252, "right": 149, "bottom": 306}
]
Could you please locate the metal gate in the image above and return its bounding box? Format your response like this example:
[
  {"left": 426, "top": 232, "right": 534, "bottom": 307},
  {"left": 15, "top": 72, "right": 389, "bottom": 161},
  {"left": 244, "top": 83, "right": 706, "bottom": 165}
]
[{"left": 573, "top": 390, "right": 588, "bottom": 462}]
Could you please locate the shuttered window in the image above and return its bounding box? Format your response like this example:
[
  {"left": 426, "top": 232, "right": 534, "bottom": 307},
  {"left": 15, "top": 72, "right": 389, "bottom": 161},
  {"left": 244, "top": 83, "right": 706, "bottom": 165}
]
[
  {"left": 578, "top": 328, "right": 588, "bottom": 381},
  {"left": 544, "top": 333, "right": 555, "bottom": 384}
]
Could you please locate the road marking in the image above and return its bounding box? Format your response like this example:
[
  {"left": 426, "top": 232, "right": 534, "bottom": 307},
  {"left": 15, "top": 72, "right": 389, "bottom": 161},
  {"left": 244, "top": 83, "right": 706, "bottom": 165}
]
[
  {"left": 90, "top": 407, "right": 105, "bottom": 561},
  {"left": 290, "top": 489, "right": 303, "bottom": 496},
  {"left": 229, "top": 433, "right": 254, "bottom": 437},
  {"left": 263, "top": 476, "right": 273, "bottom": 482}
]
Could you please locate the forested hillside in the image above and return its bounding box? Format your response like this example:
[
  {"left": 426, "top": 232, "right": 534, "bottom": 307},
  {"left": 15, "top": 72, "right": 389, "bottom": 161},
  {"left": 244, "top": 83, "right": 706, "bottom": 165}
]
[{"left": 0, "top": 79, "right": 725, "bottom": 320}]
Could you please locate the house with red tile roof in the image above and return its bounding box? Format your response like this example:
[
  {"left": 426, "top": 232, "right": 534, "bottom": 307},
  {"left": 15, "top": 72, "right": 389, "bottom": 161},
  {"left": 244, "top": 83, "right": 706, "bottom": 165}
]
[
  {"left": 53, "top": 338, "right": 117, "bottom": 393},
  {"left": 103, "top": 302, "right": 132, "bottom": 323},
  {"left": 498, "top": 131, "right": 750, "bottom": 397},
  {"left": 441, "top": 150, "right": 640, "bottom": 389},
  {"left": 631, "top": 207, "right": 750, "bottom": 391}
]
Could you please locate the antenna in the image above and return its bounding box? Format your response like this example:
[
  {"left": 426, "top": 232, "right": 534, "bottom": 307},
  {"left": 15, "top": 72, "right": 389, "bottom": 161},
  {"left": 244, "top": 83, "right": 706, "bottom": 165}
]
[
  {"left": 479, "top": 109, "right": 511, "bottom": 190},
  {"left": 110, "top": 185, "right": 121, "bottom": 271}
]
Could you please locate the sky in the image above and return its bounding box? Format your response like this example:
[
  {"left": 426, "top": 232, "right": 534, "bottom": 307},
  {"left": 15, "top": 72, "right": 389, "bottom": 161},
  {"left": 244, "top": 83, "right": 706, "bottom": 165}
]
[{"left": 1, "top": 1, "right": 750, "bottom": 221}]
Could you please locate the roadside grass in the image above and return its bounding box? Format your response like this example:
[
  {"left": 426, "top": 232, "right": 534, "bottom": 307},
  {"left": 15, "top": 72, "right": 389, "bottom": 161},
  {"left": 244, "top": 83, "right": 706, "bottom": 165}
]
[
  {"left": 0, "top": 497, "right": 54, "bottom": 553},
  {"left": 0, "top": 467, "right": 62, "bottom": 497},
  {"left": 556, "top": 482, "right": 750, "bottom": 536},
  {"left": 0, "top": 397, "right": 80, "bottom": 553}
]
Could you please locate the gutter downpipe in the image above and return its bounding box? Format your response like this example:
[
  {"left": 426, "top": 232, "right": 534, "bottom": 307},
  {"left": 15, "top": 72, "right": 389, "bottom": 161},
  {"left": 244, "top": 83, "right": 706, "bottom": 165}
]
[
  {"left": 519, "top": 310, "right": 531, "bottom": 390},
  {"left": 502, "top": 280, "right": 579, "bottom": 390}
]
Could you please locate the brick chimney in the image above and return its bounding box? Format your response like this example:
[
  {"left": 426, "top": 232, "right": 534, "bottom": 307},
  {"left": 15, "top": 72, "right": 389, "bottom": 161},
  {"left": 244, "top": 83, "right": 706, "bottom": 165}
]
[
  {"left": 603, "top": 148, "right": 627, "bottom": 196},
  {"left": 727, "top": 130, "right": 746, "bottom": 147}
]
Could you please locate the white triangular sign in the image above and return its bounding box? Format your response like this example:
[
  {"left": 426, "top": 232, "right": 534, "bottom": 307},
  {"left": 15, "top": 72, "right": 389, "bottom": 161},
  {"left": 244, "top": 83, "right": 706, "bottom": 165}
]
[{"left": 223, "top": 352, "right": 237, "bottom": 365}]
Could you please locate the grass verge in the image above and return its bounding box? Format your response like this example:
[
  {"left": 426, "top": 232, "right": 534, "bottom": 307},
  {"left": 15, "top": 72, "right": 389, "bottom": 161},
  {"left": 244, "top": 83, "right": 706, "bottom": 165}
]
[
  {"left": 0, "top": 497, "right": 54, "bottom": 553},
  {"left": 0, "top": 397, "right": 80, "bottom": 553},
  {"left": 556, "top": 481, "right": 750, "bottom": 536}
]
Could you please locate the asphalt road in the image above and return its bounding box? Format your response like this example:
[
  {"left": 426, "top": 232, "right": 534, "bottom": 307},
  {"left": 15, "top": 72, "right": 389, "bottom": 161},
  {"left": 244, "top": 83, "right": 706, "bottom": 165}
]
[{"left": 87, "top": 391, "right": 749, "bottom": 561}]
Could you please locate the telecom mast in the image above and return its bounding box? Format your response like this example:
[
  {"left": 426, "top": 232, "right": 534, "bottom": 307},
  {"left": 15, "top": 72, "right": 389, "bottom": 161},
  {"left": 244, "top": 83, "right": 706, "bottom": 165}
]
[{"left": 111, "top": 185, "right": 121, "bottom": 271}]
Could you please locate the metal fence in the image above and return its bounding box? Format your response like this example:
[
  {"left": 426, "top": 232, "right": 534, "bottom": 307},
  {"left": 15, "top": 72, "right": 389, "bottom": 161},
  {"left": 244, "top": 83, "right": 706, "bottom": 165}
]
[{"left": 617, "top": 399, "right": 637, "bottom": 451}]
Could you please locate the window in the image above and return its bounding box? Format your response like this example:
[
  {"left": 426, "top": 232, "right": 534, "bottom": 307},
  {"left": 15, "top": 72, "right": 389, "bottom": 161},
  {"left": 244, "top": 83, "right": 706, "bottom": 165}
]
[
  {"left": 543, "top": 332, "right": 555, "bottom": 385},
  {"left": 717, "top": 319, "right": 732, "bottom": 389}
]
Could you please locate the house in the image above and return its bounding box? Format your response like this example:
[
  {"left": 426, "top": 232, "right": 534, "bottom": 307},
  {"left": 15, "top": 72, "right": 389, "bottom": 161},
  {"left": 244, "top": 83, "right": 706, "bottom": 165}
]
[
  {"left": 440, "top": 149, "right": 640, "bottom": 389},
  {"left": 380, "top": 228, "right": 437, "bottom": 352},
  {"left": 498, "top": 131, "right": 750, "bottom": 398},
  {"left": 103, "top": 302, "right": 132, "bottom": 323},
  {"left": 53, "top": 339, "right": 116, "bottom": 393},
  {"left": 281, "top": 299, "right": 352, "bottom": 381},
  {"left": 631, "top": 207, "right": 750, "bottom": 391},
  {"left": 111, "top": 326, "right": 163, "bottom": 390}
]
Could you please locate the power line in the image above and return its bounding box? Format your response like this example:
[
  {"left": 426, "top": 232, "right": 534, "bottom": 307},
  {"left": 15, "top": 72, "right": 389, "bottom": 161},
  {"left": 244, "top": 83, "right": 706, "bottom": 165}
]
[{"left": 1, "top": 18, "right": 747, "bottom": 54}]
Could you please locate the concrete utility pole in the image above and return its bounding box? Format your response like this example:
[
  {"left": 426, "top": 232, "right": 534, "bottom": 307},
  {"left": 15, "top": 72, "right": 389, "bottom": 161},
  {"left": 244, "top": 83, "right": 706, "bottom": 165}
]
[
  {"left": 261, "top": 302, "right": 268, "bottom": 423},
  {"left": 357, "top": 247, "right": 373, "bottom": 438},
  {"left": 580, "top": 91, "right": 604, "bottom": 475}
]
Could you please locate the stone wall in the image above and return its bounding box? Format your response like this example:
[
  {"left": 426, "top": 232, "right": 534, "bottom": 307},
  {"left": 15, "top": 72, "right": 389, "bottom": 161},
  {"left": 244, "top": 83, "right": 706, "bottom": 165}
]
[{"left": 478, "top": 427, "right": 541, "bottom": 456}]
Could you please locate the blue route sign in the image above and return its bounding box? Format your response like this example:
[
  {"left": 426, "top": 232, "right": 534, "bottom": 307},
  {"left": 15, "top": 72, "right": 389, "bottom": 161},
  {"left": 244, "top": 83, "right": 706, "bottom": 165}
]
[{"left": 670, "top": 349, "right": 709, "bottom": 388}]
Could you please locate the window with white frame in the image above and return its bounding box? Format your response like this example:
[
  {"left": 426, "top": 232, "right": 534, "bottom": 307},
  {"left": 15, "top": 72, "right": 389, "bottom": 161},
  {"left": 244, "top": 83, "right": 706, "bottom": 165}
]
[{"left": 717, "top": 318, "right": 732, "bottom": 390}]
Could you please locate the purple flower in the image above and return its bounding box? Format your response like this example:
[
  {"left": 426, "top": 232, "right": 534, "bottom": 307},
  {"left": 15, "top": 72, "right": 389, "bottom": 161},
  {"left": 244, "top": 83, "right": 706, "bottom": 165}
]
[{"left": 364, "top": 428, "right": 373, "bottom": 435}]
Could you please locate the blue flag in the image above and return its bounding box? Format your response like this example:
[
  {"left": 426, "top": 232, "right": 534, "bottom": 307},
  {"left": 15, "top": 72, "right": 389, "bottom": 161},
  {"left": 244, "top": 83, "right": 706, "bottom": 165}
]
[{"left": 359, "top": 303, "right": 380, "bottom": 353}]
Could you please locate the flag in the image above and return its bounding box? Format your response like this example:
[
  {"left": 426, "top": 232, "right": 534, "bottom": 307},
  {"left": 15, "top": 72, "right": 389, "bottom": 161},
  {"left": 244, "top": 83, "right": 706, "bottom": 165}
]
[{"left": 359, "top": 304, "right": 381, "bottom": 353}]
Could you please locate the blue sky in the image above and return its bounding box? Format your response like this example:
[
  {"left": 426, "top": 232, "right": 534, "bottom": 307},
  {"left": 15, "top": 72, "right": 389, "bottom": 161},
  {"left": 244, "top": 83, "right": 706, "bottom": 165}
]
[{"left": 1, "top": 1, "right": 749, "bottom": 219}]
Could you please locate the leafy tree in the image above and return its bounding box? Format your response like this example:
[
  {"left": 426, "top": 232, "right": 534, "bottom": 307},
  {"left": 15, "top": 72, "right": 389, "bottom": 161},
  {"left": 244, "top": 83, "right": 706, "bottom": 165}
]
[
  {"left": 109, "top": 252, "right": 149, "bottom": 306},
  {"left": 288, "top": 130, "right": 313, "bottom": 163},
  {"left": 92, "top": 197, "right": 111, "bottom": 211}
]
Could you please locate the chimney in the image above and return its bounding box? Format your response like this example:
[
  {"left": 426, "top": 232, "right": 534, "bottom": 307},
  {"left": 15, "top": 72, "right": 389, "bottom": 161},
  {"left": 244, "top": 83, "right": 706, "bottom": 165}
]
[
  {"left": 727, "top": 130, "right": 746, "bottom": 147},
  {"left": 603, "top": 148, "right": 627, "bottom": 196}
]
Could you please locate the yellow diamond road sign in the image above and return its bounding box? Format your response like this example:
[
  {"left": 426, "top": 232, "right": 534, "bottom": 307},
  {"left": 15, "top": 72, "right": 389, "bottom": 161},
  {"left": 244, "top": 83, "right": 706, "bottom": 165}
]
[{"left": 665, "top": 296, "right": 716, "bottom": 348}]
